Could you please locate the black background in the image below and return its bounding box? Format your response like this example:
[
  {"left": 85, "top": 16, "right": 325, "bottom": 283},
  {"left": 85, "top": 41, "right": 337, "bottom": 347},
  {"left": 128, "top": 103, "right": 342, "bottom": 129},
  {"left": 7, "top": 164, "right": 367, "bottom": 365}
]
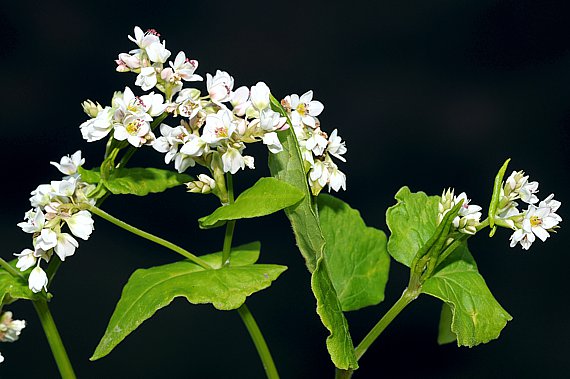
[{"left": 1, "top": 1, "right": 570, "bottom": 378}]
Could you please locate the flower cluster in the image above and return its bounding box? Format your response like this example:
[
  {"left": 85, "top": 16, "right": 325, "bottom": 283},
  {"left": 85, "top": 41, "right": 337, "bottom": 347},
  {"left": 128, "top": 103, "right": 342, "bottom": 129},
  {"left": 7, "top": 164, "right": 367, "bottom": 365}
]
[
  {"left": 15, "top": 151, "right": 95, "bottom": 292},
  {"left": 0, "top": 311, "right": 26, "bottom": 363},
  {"left": 78, "top": 26, "right": 347, "bottom": 199},
  {"left": 281, "top": 92, "right": 347, "bottom": 195},
  {"left": 438, "top": 189, "right": 482, "bottom": 235},
  {"left": 495, "top": 171, "right": 562, "bottom": 250}
]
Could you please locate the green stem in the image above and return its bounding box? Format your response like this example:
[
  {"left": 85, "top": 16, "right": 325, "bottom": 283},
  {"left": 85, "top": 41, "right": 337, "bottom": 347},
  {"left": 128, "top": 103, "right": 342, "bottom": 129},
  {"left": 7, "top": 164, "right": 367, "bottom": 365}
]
[
  {"left": 221, "top": 173, "right": 235, "bottom": 267},
  {"left": 354, "top": 287, "right": 418, "bottom": 361},
  {"left": 222, "top": 220, "right": 236, "bottom": 267},
  {"left": 33, "top": 300, "right": 76, "bottom": 379},
  {"left": 0, "top": 256, "right": 23, "bottom": 278},
  {"left": 86, "top": 205, "right": 212, "bottom": 270},
  {"left": 237, "top": 304, "right": 280, "bottom": 379},
  {"left": 46, "top": 257, "right": 63, "bottom": 284}
]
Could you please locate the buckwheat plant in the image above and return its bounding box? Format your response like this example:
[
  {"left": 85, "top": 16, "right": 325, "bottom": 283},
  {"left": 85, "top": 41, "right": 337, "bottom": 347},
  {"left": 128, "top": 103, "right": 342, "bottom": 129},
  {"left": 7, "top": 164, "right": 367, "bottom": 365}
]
[{"left": 1, "top": 27, "right": 561, "bottom": 378}]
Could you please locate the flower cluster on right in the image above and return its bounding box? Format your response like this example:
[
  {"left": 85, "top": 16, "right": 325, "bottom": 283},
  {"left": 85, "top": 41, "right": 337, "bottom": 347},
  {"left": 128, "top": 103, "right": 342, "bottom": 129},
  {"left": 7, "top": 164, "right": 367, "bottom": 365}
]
[
  {"left": 438, "top": 170, "right": 562, "bottom": 250},
  {"left": 498, "top": 171, "right": 561, "bottom": 250}
]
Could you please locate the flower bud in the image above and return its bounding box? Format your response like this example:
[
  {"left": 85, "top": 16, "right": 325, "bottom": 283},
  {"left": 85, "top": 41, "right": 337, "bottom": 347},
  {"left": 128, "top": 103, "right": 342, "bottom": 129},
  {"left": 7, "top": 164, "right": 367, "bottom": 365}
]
[
  {"left": 187, "top": 174, "right": 216, "bottom": 194},
  {"left": 81, "top": 100, "right": 103, "bottom": 118},
  {"left": 28, "top": 266, "right": 48, "bottom": 293}
]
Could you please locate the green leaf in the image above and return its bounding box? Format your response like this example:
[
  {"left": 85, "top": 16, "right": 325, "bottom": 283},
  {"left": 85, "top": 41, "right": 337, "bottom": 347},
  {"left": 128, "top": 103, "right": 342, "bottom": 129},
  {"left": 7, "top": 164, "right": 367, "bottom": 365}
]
[
  {"left": 91, "top": 242, "right": 286, "bottom": 360},
  {"left": 317, "top": 194, "right": 390, "bottom": 311},
  {"left": 268, "top": 129, "right": 318, "bottom": 271},
  {"left": 437, "top": 303, "right": 457, "bottom": 345},
  {"left": 488, "top": 158, "right": 511, "bottom": 229},
  {"left": 311, "top": 261, "right": 358, "bottom": 369},
  {"left": 0, "top": 261, "right": 39, "bottom": 305},
  {"left": 386, "top": 186, "right": 440, "bottom": 266},
  {"left": 79, "top": 167, "right": 192, "bottom": 196},
  {"left": 422, "top": 243, "right": 512, "bottom": 347},
  {"left": 104, "top": 168, "right": 192, "bottom": 196},
  {"left": 198, "top": 177, "right": 304, "bottom": 229},
  {"left": 268, "top": 110, "right": 358, "bottom": 370},
  {"left": 78, "top": 166, "right": 101, "bottom": 183}
]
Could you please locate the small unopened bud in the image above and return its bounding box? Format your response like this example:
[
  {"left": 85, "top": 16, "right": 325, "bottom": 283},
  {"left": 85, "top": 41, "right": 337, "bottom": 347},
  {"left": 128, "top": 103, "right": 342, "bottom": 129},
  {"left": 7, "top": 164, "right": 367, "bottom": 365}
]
[
  {"left": 82, "top": 100, "right": 103, "bottom": 118},
  {"left": 438, "top": 188, "right": 455, "bottom": 223},
  {"left": 187, "top": 174, "right": 216, "bottom": 194}
]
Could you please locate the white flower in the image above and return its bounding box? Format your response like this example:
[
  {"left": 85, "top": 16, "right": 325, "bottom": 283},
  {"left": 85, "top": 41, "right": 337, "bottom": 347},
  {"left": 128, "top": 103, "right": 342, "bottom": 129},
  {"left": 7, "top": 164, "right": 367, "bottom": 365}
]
[
  {"left": 222, "top": 147, "right": 246, "bottom": 174},
  {"left": 504, "top": 171, "right": 539, "bottom": 204},
  {"left": 173, "top": 153, "right": 196, "bottom": 173},
  {"left": 65, "top": 210, "right": 94, "bottom": 240},
  {"left": 115, "top": 52, "right": 141, "bottom": 72},
  {"left": 438, "top": 190, "right": 482, "bottom": 235},
  {"left": 14, "top": 249, "right": 36, "bottom": 271},
  {"left": 176, "top": 89, "right": 202, "bottom": 118},
  {"left": 114, "top": 115, "right": 152, "bottom": 147},
  {"left": 50, "top": 177, "right": 78, "bottom": 198},
  {"left": 146, "top": 41, "right": 171, "bottom": 64},
  {"left": 509, "top": 228, "right": 535, "bottom": 250},
  {"left": 140, "top": 92, "right": 167, "bottom": 116},
  {"left": 153, "top": 124, "right": 189, "bottom": 163},
  {"left": 54, "top": 232, "right": 79, "bottom": 261},
  {"left": 180, "top": 134, "right": 208, "bottom": 157},
  {"left": 284, "top": 90, "right": 324, "bottom": 128},
  {"left": 539, "top": 193, "right": 561, "bottom": 213},
  {"left": 250, "top": 82, "right": 271, "bottom": 111},
  {"left": 259, "top": 108, "right": 284, "bottom": 132},
  {"left": 206, "top": 70, "right": 234, "bottom": 103},
  {"left": 30, "top": 184, "right": 53, "bottom": 208},
  {"left": 244, "top": 156, "right": 255, "bottom": 169},
  {"left": 17, "top": 208, "right": 45, "bottom": 233},
  {"left": 135, "top": 66, "right": 158, "bottom": 91},
  {"left": 28, "top": 266, "right": 48, "bottom": 293},
  {"left": 510, "top": 201, "right": 562, "bottom": 250},
  {"left": 328, "top": 166, "right": 346, "bottom": 192},
  {"left": 327, "top": 129, "right": 347, "bottom": 162},
  {"left": 309, "top": 160, "right": 329, "bottom": 195},
  {"left": 262, "top": 132, "right": 283, "bottom": 154},
  {"left": 230, "top": 86, "right": 250, "bottom": 116},
  {"left": 0, "top": 352, "right": 4, "bottom": 363},
  {"left": 35, "top": 229, "right": 58, "bottom": 251},
  {"left": 129, "top": 27, "right": 160, "bottom": 50},
  {"left": 305, "top": 129, "right": 329, "bottom": 156},
  {"left": 162, "top": 51, "right": 202, "bottom": 85},
  {"left": 80, "top": 106, "right": 114, "bottom": 142},
  {"left": 523, "top": 204, "right": 561, "bottom": 241},
  {"left": 202, "top": 110, "right": 237, "bottom": 144},
  {"left": 50, "top": 151, "right": 84, "bottom": 176},
  {"left": 0, "top": 312, "right": 26, "bottom": 343}
]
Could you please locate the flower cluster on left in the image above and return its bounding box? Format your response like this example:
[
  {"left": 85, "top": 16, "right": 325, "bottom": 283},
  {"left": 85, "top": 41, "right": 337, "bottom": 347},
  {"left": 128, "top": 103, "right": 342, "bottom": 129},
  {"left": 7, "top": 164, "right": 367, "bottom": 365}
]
[{"left": 15, "top": 151, "right": 95, "bottom": 293}]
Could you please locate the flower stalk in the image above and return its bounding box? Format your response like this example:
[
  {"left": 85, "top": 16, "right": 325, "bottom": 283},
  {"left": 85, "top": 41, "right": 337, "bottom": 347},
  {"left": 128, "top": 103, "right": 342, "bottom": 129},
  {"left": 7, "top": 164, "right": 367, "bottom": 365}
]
[{"left": 33, "top": 300, "right": 76, "bottom": 379}]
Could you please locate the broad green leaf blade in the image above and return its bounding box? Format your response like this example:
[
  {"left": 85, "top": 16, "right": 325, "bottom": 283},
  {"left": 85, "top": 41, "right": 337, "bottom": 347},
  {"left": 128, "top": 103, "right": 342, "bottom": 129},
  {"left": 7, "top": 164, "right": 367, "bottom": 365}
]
[
  {"left": 0, "top": 262, "right": 39, "bottom": 305},
  {"left": 78, "top": 167, "right": 192, "bottom": 196},
  {"left": 386, "top": 186, "right": 440, "bottom": 267},
  {"left": 269, "top": 121, "right": 358, "bottom": 370},
  {"left": 437, "top": 303, "right": 456, "bottom": 345},
  {"left": 91, "top": 243, "right": 285, "bottom": 360},
  {"left": 318, "top": 194, "right": 390, "bottom": 312},
  {"left": 198, "top": 177, "right": 305, "bottom": 229},
  {"left": 422, "top": 244, "right": 512, "bottom": 347},
  {"left": 77, "top": 166, "right": 101, "bottom": 183},
  {"left": 105, "top": 168, "right": 192, "bottom": 196},
  {"left": 312, "top": 260, "right": 358, "bottom": 369}
]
